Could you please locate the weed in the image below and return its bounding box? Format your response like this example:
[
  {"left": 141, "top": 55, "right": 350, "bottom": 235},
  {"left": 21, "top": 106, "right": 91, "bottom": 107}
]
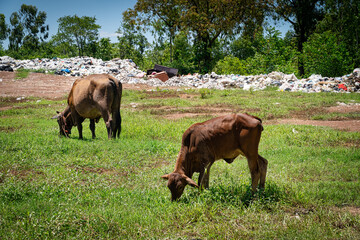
[
  {"left": 199, "top": 88, "right": 212, "bottom": 99},
  {"left": 15, "top": 69, "right": 30, "bottom": 79}
]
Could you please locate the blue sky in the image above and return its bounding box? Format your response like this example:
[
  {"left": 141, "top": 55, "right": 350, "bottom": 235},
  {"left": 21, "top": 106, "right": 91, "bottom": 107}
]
[
  {"left": 0, "top": 0, "right": 291, "bottom": 48},
  {"left": 0, "top": 0, "right": 138, "bottom": 46}
]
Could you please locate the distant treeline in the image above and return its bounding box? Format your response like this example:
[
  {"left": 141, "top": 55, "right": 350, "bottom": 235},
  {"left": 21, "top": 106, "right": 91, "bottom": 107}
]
[{"left": 0, "top": 1, "right": 359, "bottom": 77}]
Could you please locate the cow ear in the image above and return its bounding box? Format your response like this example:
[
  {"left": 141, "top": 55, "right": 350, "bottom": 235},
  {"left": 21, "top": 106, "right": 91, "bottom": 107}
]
[
  {"left": 185, "top": 176, "right": 199, "bottom": 188},
  {"left": 161, "top": 174, "right": 169, "bottom": 180}
]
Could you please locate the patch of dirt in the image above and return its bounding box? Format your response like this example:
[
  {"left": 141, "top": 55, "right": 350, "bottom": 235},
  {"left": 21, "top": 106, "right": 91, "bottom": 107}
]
[
  {"left": 127, "top": 104, "right": 245, "bottom": 120},
  {"left": 265, "top": 119, "right": 360, "bottom": 132},
  {"left": 332, "top": 206, "right": 360, "bottom": 217},
  {"left": 163, "top": 112, "right": 211, "bottom": 120},
  {"left": 291, "top": 107, "right": 327, "bottom": 119},
  {"left": 0, "top": 71, "right": 77, "bottom": 99},
  {"left": 0, "top": 126, "right": 21, "bottom": 132},
  {"left": 327, "top": 103, "right": 360, "bottom": 114},
  {"left": 0, "top": 71, "right": 173, "bottom": 99},
  {"left": 127, "top": 102, "right": 259, "bottom": 120},
  {"left": 1, "top": 71, "right": 359, "bottom": 132},
  {"left": 161, "top": 107, "right": 237, "bottom": 120},
  {"left": 345, "top": 206, "right": 360, "bottom": 216},
  {"left": 6, "top": 169, "right": 45, "bottom": 181},
  {"left": 68, "top": 165, "right": 130, "bottom": 177}
]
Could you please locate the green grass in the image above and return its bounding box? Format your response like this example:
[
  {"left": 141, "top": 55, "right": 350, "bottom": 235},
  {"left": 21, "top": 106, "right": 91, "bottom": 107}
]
[
  {"left": 15, "top": 69, "right": 55, "bottom": 80},
  {"left": 15, "top": 69, "right": 31, "bottom": 79},
  {"left": 0, "top": 90, "right": 360, "bottom": 239}
]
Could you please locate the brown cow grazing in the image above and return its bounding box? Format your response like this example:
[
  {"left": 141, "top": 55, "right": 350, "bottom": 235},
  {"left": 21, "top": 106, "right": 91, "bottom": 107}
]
[
  {"left": 162, "top": 113, "right": 268, "bottom": 201},
  {"left": 54, "top": 74, "right": 122, "bottom": 139}
]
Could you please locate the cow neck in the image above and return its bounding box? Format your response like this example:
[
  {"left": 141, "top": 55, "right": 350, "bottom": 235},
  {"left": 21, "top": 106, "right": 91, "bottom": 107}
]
[
  {"left": 173, "top": 147, "right": 193, "bottom": 178},
  {"left": 63, "top": 105, "right": 71, "bottom": 116}
]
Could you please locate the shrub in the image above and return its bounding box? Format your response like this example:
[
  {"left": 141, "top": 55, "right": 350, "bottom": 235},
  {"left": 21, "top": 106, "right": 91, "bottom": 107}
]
[
  {"left": 303, "top": 31, "right": 354, "bottom": 77},
  {"left": 214, "top": 55, "right": 247, "bottom": 75}
]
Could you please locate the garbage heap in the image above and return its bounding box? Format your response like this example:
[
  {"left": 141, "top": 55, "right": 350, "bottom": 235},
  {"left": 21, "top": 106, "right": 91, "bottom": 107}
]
[{"left": 0, "top": 56, "right": 359, "bottom": 93}]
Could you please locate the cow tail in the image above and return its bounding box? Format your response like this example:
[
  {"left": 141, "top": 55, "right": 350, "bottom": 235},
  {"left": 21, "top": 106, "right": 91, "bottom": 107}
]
[
  {"left": 117, "top": 81, "right": 122, "bottom": 138},
  {"left": 109, "top": 77, "right": 122, "bottom": 138},
  {"left": 256, "top": 117, "right": 264, "bottom": 132}
]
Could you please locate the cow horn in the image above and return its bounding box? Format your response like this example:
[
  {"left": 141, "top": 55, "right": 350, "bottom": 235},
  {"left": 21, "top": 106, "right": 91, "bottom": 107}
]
[
  {"left": 184, "top": 176, "right": 199, "bottom": 188},
  {"left": 51, "top": 111, "right": 61, "bottom": 119},
  {"left": 161, "top": 174, "right": 169, "bottom": 180}
]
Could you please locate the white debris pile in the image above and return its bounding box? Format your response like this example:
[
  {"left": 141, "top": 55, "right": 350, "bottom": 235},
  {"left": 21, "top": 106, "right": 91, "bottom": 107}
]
[
  {"left": 0, "top": 56, "right": 359, "bottom": 93},
  {"left": 0, "top": 56, "right": 143, "bottom": 77}
]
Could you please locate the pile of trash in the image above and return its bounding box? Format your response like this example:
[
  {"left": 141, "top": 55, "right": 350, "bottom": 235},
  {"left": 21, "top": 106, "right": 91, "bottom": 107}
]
[
  {"left": 0, "top": 56, "right": 359, "bottom": 93},
  {"left": 0, "top": 56, "right": 142, "bottom": 78}
]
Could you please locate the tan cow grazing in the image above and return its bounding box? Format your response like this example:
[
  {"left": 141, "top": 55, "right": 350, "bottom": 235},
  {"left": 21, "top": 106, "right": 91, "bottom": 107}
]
[
  {"left": 162, "top": 113, "right": 268, "bottom": 201},
  {"left": 54, "top": 74, "right": 122, "bottom": 139}
]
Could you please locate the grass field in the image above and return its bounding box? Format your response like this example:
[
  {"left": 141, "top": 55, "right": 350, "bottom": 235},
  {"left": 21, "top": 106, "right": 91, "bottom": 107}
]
[{"left": 1, "top": 88, "right": 360, "bottom": 239}]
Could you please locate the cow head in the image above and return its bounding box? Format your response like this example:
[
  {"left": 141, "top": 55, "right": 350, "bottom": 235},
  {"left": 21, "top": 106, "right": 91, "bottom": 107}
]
[
  {"left": 52, "top": 108, "right": 73, "bottom": 137},
  {"left": 161, "top": 173, "right": 198, "bottom": 201}
]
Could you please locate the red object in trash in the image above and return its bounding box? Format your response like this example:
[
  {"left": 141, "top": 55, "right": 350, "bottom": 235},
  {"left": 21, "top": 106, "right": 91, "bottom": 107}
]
[
  {"left": 153, "top": 71, "right": 169, "bottom": 82},
  {"left": 338, "top": 83, "right": 347, "bottom": 91}
]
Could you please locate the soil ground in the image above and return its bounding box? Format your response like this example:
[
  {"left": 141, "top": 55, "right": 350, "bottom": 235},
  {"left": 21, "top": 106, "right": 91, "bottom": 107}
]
[{"left": 1, "top": 71, "right": 359, "bottom": 132}]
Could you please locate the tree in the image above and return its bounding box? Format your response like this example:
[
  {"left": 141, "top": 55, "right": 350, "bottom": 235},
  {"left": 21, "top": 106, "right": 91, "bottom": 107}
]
[
  {"left": 0, "top": 14, "right": 8, "bottom": 54},
  {"left": 180, "top": 0, "right": 267, "bottom": 73},
  {"left": 8, "top": 4, "right": 49, "bottom": 51},
  {"left": 303, "top": 31, "right": 353, "bottom": 76},
  {"left": 56, "top": 15, "right": 100, "bottom": 56},
  {"left": 318, "top": 0, "right": 360, "bottom": 68},
  {"left": 116, "top": 18, "right": 148, "bottom": 66},
  {"left": 8, "top": 12, "right": 23, "bottom": 51},
  {"left": 127, "top": 0, "right": 267, "bottom": 73},
  {"left": 125, "top": 0, "right": 181, "bottom": 63},
  {"left": 50, "top": 32, "right": 77, "bottom": 57},
  {"left": 272, "top": 0, "right": 325, "bottom": 76},
  {"left": 171, "top": 31, "right": 195, "bottom": 74},
  {"left": 97, "top": 37, "right": 113, "bottom": 61},
  {"left": 0, "top": 14, "right": 8, "bottom": 41}
]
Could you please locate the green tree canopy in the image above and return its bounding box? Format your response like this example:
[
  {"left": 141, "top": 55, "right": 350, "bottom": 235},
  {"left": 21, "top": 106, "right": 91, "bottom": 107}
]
[
  {"left": 318, "top": 0, "right": 360, "bottom": 67},
  {"left": 271, "top": 0, "right": 324, "bottom": 76},
  {"left": 56, "top": 15, "right": 100, "bottom": 56},
  {"left": 116, "top": 17, "right": 148, "bottom": 66},
  {"left": 125, "top": 0, "right": 181, "bottom": 62},
  {"left": 126, "top": 0, "right": 268, "bottom": 73},
  {"left": 0, "top": 14, "right": 8, "bottom": 41},
  {"left": 8, "top": 4, "right": 49, "bottom": 52}
]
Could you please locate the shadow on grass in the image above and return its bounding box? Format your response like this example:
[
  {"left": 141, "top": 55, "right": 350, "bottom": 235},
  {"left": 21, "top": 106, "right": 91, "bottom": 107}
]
[{"left": 181, "top": 181, "right": 286, "bottom": 207}]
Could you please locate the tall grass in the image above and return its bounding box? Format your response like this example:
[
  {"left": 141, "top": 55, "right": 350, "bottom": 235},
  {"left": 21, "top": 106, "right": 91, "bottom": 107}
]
[{"left": 0, "top": 89, "right": 359, "bottom": 239}]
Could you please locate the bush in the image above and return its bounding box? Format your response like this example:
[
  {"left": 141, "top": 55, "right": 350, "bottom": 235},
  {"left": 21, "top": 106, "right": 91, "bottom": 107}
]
[
  {"left": 303, "top": 31, "right": 354, "bottom": 77},
  {"left": 214, "top": 55, "right": 247, "bottom": 75}
]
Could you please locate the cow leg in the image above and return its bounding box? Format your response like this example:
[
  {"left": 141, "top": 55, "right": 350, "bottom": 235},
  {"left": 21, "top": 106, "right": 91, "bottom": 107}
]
[
  {"left": 203, "top": 165, "right": 211, "bottom": 189},
  {"left": 101, "top": 110, "right": 113, "bottom": 139},
  {"left": 71, "top": 110, "right": 84, "bottom": 139},
  {"left": 247, "top": 154, "right": 261, "bottom": 192},
  {"left": 76, "top": 117, "right": 85, "bottom": 139},
  {"left": 112, "top": 111, "right": 121, "bottom": 139},
  {"left": 90, "top": 119, "right": 96, "bottom": 139},
  {"left": 198, "top": 170, "right": 204, "bottom": 187},
  {"left": 199, "top": 162, "right": 212, "bottom": 190},
  {"left": 258, "top": 155, "right": 268, "bottom": 189}
]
